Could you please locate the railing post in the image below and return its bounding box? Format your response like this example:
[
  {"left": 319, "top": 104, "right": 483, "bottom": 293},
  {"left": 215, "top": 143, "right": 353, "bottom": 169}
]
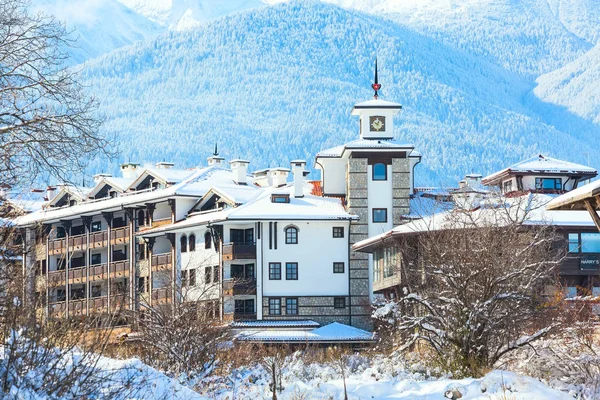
[
  {"left": 82, "top": 216, "right": 92, "bottom": 317},
  {"left": 102, "top": 212, "right": 113, "bottom": 312},
  {"left": 146, "top": 237, "right": 155, "bottom": 307},
  {"left": 166, "top": 233, "right": 176, "bottom": 306},
  {"left": 125, "top": 208, "right": 135, "bottom": 314},
  {"left": 60, "top": 220, "right": 72, "bottom": 317}
]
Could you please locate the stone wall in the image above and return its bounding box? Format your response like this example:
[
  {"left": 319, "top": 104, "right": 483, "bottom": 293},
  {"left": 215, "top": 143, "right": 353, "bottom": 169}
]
[
  {"left": 347, "top": 157, "right": 373, "bottom": 331},
  {"left": 261, "top": 296, "right": 350, "bottom": 325}
]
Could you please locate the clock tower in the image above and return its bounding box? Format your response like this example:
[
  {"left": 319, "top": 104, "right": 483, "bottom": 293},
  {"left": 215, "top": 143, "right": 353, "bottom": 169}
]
[
  {"left": 314, "top": 60, "right": 421, "bottom": 331},
  {"left": 351, "top": 59, "right": 402, "bottom": 140}
]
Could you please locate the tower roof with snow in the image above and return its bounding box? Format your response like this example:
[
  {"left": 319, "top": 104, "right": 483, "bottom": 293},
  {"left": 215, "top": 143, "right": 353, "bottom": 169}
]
[{"left": 482, "top": 155, "right": 597, "bottom": 186}]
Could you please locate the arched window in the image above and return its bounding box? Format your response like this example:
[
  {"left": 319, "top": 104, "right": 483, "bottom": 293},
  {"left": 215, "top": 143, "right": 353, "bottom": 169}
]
[
  {"left": 373, "top": 163, "right": 387, "bottom": 181},
  {"left": 204, "top": 232, "right": 212, "bottom": 249},
  {"left": 285, "top": 226, "right": 298, "bottom": 244},
  {"left": 180, "top": 234, "right": 187, "bottom": 253},
  {"left": 189, "top": 234, "right": 196, "bottom": 252},
  {"left": 137, "top": 209, "right": 145, "bottom": 227}
]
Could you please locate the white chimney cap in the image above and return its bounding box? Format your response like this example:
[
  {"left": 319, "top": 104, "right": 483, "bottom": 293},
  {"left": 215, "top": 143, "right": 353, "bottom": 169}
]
[
  {"left": 155, "top": 162, "right": 175, "bottom": 169},
  {"left": 230, "top": 159, "right": 250, "bottom": 165},
  {"left": 290, "top": 159, "right": 307, "bottom": 165}
]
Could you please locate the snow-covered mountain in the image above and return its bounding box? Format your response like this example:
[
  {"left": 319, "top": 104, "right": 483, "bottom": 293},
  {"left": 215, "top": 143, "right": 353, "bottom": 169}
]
[
  {"left": 116, "top": 0, "right": 268, "bottom": 31},
  {"left": 78, "top": 1, "right": 600, "bottom": 185},
  {"left": 31, "top": 0, "right": 162, "bottom": 64}
]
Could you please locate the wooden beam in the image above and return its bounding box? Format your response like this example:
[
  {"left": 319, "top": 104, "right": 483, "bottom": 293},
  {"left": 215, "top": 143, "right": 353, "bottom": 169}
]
[{"left": 584, "top": 199, "right": 600, "bottom": 231}]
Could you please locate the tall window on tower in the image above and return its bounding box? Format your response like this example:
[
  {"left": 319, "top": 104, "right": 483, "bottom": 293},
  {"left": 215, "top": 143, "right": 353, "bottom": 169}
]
[{"left": 373, "top": 163, "right": 387, "bottom": 181}]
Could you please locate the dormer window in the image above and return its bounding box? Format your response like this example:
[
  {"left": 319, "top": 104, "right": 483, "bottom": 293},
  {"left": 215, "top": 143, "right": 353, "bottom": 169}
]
[
  {"left": 271, "top": 194, "right": 290, "bottom": 203},
  {"left": 535, "top": 178, "right": 562, "bottom": 190}
]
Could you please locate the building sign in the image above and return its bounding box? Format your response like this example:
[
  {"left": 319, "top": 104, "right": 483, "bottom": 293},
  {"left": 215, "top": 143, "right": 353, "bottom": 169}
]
[{"left": 580, "top": 254, "right": 600, "bottom": 270}]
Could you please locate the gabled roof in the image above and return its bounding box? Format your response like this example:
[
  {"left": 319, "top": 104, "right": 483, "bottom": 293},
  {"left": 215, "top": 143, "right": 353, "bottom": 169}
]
[
  {"left": 316, "top": 139, "right": 418, "bottom": 159},
  {"left": 46, "top": 185, "right": 91, "bottom": 208},
  {"left": 87, "top": 177, "right": 135, "bottom": 199},
  {"left": 353, "top": 193, "right": 594, "bottom": 252},
  {"left": 126, "top": 167, "right": 196, "bottom": 191},
  {"left": 235, "top": 322, "right": 374, "bottom": 343},
  {"left": 483, "top": 155, "right": 597, "bottom": 185},
  {"left": 191, "top": 184, "right": 262, "bottom": 211}
]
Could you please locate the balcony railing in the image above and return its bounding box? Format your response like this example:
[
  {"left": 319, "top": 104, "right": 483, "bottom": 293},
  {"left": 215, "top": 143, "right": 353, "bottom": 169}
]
[
  {"left": 151, "top": 288, "right": 170, "bottom": 303},
  {"left": 49, "top": 301, "right": 66, "bottom": 315},
  {"left": 110, "top": 260, "right": 130, "bottom": 277},
  {"left": 68, "top": 267, "right": 86, "bottom": 283},
  {"left": 90, "top": 230, "right": 108, "bottom": 248},
  {"left": 111, "top": 226, "right": 130, "bottom": 244},
  {"left": 48, "top": 238, "right": 66, "bottom": 255},
  {"left": 152, "top": 217, "right": 172, "bottom": 228},
  {"left": 48, "top": 270, "right": 66, "bottom": 286},
  {"left": 68, "top": 234, "right": 86, "bottom": 251},
  {"left": 223, "top": 278, "right": 257, "bottom": 296},
  {"left": 222, "top": 243, "right": 256, "bottom": 261},
  {"left": 151, "top": 253, "right": 172, "bottom": 271}
]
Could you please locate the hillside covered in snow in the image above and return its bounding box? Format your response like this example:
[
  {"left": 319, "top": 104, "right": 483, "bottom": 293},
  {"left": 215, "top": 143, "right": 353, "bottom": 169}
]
[{"left": 74, "top": 0, "right": 600, "bottom": 185}]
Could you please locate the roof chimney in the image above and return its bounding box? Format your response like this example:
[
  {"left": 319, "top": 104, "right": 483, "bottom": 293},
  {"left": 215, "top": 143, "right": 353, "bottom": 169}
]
[
  {"left": 208, "top": 155, "right": 225, "bottom": 167},
  {"left": 46, "top": 186, "right": 57, "bottom": 202},
  {"left": 268, "top": 168, "right": 290, "bottom": 188},
  {"left": 230, "top": 159, "right": 250, "bottom": 185},
  {"left": 290, "top": 160, "right": 306, "bottom": 198},
  {"left": 155, "top": 162, "right": 174, "bottom": 169},
  {"left": 93, "top": 173, "right": 112, "bottom": 184},
  {"left": 120, "top": 162, "right": 141, "bottom": 179}
]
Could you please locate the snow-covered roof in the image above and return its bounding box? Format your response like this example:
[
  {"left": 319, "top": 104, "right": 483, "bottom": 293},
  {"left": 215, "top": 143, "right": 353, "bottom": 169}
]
[
  {"left": 483, "top": 155, "right": 597, "bottom": 184},
  {"left": 547, "top": 178, "right": 600, "bottom": 211},
  {"left": 236, "top": 322, "right": 374, "bottom": 342},
  {"left": 226, "top": 185, "right": 355, "bottom": 221},
  {"left": 351, "top": 99, "right": 402, "bottom": 111},
  {"left": 15, "top": 165, "right": 229, "bottom": 225},
  {"left": 230, "top": 320, "right": 319, "bottom": 328},
  {"left": 354, "top": 193, "right": 595, "bottom": 252},
  {"left": 316, "top": 139, "right": 417, "bottom": 158}
]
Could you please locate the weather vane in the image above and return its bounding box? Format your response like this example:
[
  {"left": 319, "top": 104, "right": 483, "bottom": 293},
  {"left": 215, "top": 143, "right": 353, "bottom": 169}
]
[{"left": 371, "top": 58, "right": 381, "bottom": 99}]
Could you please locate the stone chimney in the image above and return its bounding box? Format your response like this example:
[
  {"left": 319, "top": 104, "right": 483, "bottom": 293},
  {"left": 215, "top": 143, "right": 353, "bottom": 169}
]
[
  {"left": 155, "top": 162, "right": 174, "bottom": 169},
  {"left": 207, "top": 155, "right": 225, "bottom": 167},
  {"left": 120, "top": 162, "right": 141, "bottom": 179},
  {"left": 290, "top": 160, "right": 306, "bottom": 198},
  {"left": 93, "top": 173, "right": 112, "bottom": 184},
  {"left": 268, "top": 168, "right": 290, "bottom": 188},
  {"left": 230, "top": 159, "right": 250, "bottom": 185}
]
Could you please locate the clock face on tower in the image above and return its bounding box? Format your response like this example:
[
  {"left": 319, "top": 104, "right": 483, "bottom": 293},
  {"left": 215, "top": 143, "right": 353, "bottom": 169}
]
[{"left": 369, "top": 116, "right": 385, "bottom": 132}]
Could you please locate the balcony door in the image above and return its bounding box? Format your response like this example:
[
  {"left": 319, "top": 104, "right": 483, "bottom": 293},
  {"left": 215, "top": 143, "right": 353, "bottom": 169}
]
[{"left": 230, "top": 228, "right": 254, "bottom": 245}]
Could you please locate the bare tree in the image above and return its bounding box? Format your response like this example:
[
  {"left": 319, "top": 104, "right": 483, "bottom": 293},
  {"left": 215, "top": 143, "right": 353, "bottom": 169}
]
[
  {"left": 373, "top": 194, "right": 563, "bottom": 377},
  {"left": 258, "top": 344, "right": 288, "bottom": 400},
  {"left": 134, "top": 277, "right": 228, "bottom": 379},
  {"left": 0, "top": 0, "right": 110, "bottom": 190},
  {"left": 327, "top": 346, "right": 350, "bottom": 400}
]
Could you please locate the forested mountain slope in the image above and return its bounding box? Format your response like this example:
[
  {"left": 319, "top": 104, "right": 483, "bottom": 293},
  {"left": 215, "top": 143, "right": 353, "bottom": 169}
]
[{"left": 80, "top": 1, "right": 600, "bottom": 185}]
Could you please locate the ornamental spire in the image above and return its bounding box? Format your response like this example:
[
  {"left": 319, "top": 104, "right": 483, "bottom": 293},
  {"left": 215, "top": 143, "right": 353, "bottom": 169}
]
[
  {"left": 371, "top": 58, "right": 381, "bottom": 99},
  {"left": 213, "top": 142, "right": 219, "bottom": 156}
]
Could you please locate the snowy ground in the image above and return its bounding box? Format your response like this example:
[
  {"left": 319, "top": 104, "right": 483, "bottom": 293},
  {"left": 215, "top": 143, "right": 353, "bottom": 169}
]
[{"left": 4, "top": 345, "right": 573, "bottom": 399}]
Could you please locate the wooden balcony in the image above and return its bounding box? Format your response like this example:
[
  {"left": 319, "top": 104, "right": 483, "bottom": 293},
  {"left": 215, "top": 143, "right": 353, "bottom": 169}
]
[
  {"left": 49, "top": 301, "right": 66, "bottom": 315},
  {"left": 68, "top": 267, "right": 86, "bottom": 284},
  {"left": 89, "top": 264, "right": 108, "bottom": 281},
  {"left": 151, "top": 218, "right": 172, "bottom": 228},
  {"left": 222, "top": 243, "right": 256, "bottom": 261},
  {"left": 110, "top": 260, "right": 130, "bottom": 278},
  {"left": 110, "top": 226, "right": 130, "bottom": 245},
  {"left": 90, "top": 230, "right": 108, "bottom": 248},
  {"left": 151, "top": 288, "right": 171, "bottom": 304},
  {"left": 48, "top": 270, "right": 66, "bottom": 287},
  {"left": 68, "top": 234, "right": 86, "bottom": 252},
  {"left": 48, "top": 238, "right": 66, "bottom": 255},
  {"left": 151, "top": 253, "right": 172, "bottom": 271},
  {"left": 223, "top": 279, "right": 257, "bottom": 296}
]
